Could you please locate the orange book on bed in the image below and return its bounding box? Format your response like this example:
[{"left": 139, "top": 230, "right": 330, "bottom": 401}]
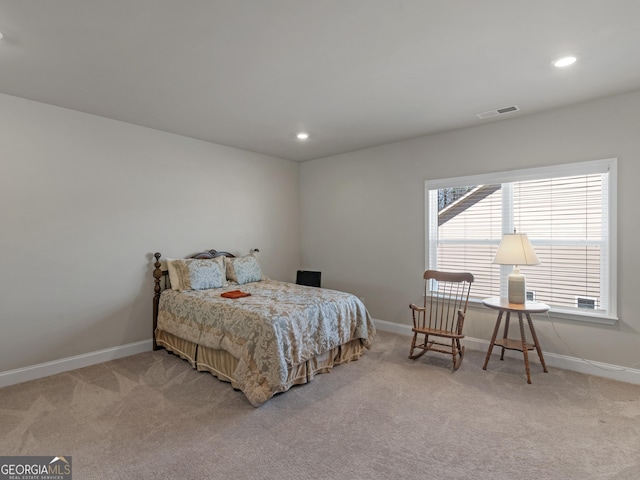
[{"left": 221, "top": 290, "right": 251, "bottom": 299}]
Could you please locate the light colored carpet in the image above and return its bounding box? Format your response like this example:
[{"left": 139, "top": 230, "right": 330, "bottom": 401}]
[{"left": 1, "top": 331, "right": 639, "bottom": 480}]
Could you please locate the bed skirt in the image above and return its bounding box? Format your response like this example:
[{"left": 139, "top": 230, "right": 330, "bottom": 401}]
[{"left": 154, "top": 329, "right": 367, "bottom": 404}]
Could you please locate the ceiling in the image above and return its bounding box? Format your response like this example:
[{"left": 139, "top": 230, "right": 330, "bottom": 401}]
[{"left": 1, "top": 1, "right": 640, "bottom": 162}]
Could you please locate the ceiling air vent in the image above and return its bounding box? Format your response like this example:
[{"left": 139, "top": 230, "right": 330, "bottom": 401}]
[{"left": 476, "top": 105, "right": 520, "bottom": 119}]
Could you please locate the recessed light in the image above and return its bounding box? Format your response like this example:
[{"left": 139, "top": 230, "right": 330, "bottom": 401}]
[
  {"left": 0, "top": 32, "right": 4, "bottom": 40},
  {"left": 553, "top": 55, "right": 578, "bottom": 68},
  {"left": 296, "top": 132, "right": 309, "bottom": 140}
]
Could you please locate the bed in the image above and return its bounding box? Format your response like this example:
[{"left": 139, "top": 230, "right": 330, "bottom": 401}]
[{"left": 152, "top": 249, "right": 376, "bottom": 406}]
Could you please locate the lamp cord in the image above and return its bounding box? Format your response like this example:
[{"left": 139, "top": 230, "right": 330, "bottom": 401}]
[{"left": 545, "top": 311, "right": 640, "bottom": 372}]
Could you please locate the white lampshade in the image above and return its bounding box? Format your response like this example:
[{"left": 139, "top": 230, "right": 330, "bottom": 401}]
[
  {"left": 493, "top": 233, "right": 540, "bottom": 304},
  {"left": 493, "top": 233, "right": 540, "bottom": 267}
]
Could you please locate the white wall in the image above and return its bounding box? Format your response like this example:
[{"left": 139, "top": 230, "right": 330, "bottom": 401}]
[
  {"left": 2, "top": 89, "right": 638, "bottom": 379},
  {"left": 300, "top": 90, "right": 640, "bottom": 370},
  {"left": 0, "top": 94, "right": 300, "bottom": 373}
]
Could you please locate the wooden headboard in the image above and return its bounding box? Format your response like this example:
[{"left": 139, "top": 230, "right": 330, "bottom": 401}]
[{"left": 152, "top": 249, "right": 236, "bottom": 350}]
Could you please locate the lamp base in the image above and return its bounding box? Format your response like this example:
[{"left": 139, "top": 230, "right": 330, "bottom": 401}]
[{"left": 508, "top": 268, "right": 526, "bottom": 304}]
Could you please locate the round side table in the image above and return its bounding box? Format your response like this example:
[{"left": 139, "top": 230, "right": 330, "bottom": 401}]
[{"left": 482, "top": 297, "right": 549, "bottom": 384}]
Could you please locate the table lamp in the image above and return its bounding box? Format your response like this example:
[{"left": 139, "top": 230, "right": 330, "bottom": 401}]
[{"left": 493, "top": 232, "right": 540, "bottom": 304}]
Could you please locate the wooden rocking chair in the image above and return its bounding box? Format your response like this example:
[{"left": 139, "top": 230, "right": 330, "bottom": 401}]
[{"left": 409, "top": 270, "right": 474, "bottom": 369}]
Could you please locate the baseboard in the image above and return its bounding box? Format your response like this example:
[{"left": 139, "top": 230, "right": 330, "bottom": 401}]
[
  {"left": 0, "top": 339, "right": 153, "bottom": 388},
  {"left": 4, "top": 322, "right": 639, "bottom": 389},
  {"left": 373, "top": 318, "right": 640, "bottom": 385}
]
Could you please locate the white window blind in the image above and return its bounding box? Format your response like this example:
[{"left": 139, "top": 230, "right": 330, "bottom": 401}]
[{"left": 425, "top": 159, "right": 617, "bottom": 323}]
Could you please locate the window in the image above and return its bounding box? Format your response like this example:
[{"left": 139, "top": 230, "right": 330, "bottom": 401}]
[{"left": 425, "top": 159, "right": 617, "bottom": 323}]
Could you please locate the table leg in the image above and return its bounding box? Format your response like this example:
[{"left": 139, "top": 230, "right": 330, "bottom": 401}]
[
  {"left": 500, "top": 311, "right": 511, "bottom": 361},
  {"left": 518, "top": 312, "right": 532, "bottom": 384},
  {"left": 526, "top": 313, "right": 548, "bottom": 373},
  {"left": 483, "top": 310, "right": 503, "bottom": 370}
]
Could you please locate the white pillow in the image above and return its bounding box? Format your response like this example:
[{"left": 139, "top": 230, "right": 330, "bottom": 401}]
[
  {"left": 225, "top": 254, "right": 263, "bottom": 285},
  {"left": 166, "top": 256, "right": 227, "bottom": 291}
]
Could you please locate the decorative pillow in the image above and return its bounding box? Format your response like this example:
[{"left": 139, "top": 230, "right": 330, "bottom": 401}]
[
  {"left": 166, "top": 256, "right": 226, "bottom": 291},
  {"left": 225, "top": 254, "right": 263, "bottom": 285}
]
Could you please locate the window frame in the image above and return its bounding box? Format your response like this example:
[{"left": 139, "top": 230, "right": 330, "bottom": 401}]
[{"left": 424, "top": 158, "right": 618, "bottom": 325}]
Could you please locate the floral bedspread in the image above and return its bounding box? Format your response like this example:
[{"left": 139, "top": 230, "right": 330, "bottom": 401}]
[{"left": 156, "top": 279, "right": 376, "bottom": 405}]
